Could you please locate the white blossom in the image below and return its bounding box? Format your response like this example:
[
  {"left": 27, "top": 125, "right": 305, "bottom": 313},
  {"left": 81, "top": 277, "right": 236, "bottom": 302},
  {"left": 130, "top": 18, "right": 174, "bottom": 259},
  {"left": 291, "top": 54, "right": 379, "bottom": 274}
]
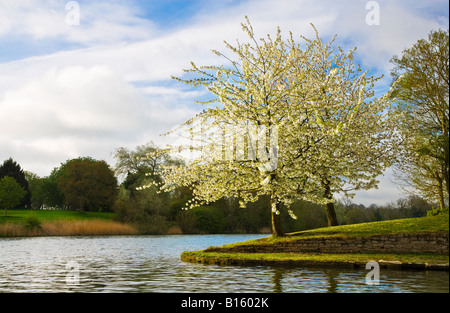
[{"left": 149, "top": 18, "right": 401, "bottom": 233}]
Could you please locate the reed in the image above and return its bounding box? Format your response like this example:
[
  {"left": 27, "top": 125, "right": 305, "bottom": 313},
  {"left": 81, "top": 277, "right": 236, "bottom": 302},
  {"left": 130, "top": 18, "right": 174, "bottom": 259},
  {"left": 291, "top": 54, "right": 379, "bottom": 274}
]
[
  {"left": 0, "top": 223, "right": 25, "bottom": 237},
  {"left": 0, "top": 219, "right": 138, "bottom": 237},
  {"left": 167, "top": 225, "right": 183, "bottom": 235},
  {"left": 42, "top": 219, "right": 138, "bottom": 236}
]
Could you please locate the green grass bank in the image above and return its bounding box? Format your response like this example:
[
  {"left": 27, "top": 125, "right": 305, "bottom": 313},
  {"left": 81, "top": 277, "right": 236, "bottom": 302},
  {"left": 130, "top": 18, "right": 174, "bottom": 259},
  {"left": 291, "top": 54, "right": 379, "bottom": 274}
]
[{"left": 181, "top": 215, "right": 449, "bottom": 270}]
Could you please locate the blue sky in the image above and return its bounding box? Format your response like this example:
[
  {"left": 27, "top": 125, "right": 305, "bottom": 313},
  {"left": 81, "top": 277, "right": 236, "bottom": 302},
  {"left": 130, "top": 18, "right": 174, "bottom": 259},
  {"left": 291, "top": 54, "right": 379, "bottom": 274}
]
[{"left": 0, "top": 0, "right": 448, "bottom": 206}]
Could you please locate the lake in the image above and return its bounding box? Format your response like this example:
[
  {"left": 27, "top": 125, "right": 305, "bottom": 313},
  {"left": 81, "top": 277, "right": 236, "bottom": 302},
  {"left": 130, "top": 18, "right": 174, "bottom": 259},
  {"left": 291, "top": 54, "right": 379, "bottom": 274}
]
[{"left": 0, "top": 235, "right": 448, "bottom": 293}]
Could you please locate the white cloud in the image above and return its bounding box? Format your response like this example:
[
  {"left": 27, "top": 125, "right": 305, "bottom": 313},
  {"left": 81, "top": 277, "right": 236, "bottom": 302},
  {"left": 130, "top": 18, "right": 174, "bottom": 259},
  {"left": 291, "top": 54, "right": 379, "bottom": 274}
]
[
  {"left": 351, "top": 168, "right": 404, "bottom": 206},
  {"left": 0, "top": 64, "right": 198, "bottom": 175},
  {"left": 1, "top": 66, "right": 141, "bottom": 135},
  {"left": 0, "top": 0, "right": 156, "bottom": 44}
]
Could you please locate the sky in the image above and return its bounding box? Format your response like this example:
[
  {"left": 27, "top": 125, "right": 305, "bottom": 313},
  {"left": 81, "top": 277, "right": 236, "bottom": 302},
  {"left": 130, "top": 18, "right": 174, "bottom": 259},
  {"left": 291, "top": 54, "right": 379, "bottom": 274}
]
[{"left": 0, "top": 0, "right": 448, "bottom": 206}]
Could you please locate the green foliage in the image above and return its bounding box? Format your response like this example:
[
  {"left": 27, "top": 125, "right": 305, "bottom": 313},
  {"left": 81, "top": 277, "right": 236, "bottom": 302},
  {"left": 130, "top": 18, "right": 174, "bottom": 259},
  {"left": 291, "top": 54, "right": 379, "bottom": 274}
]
[
  {"left": 0, "top": 158, "right": 31, "bottom": 208},
  {"left": 25, "top": 171, "right": 44, "bottom": 209},
  {"left": 40, "top": 168, "right": 65, "bottom": 208},
  {"left": 427, "top": 207, "right": 449, "bottom": 216},
  {"left": 391, "top": 29, "right": 449, "bottom": 209},
  {"left": 25, "top": 171, "right": 61, "bottom": 209},
  {"left": 192, "top": 206, "right": 226, "bottom": 234},
  {"left": 280, "top": 200, "right": 328, "bottom": 232},
  {"left": 176, "top": 210, "right": 197, "bottom": 234},
  {"left": 24, "top": 216, "right": 42, "bottom": 232},
  {"left": 112, "top": 182, "right": 172, "bottom": 234},
  {"left": 0, "top": 176, "right": 27, "bottom": 216},
  {"left": 136, "top": 214, "right": 171, "bottom": 235},
  {"left": 113, "top": 141, "right": 183, "bottom": 181},
  {"left": 57, "top": 157, "right": 118, "bottom": 212}
]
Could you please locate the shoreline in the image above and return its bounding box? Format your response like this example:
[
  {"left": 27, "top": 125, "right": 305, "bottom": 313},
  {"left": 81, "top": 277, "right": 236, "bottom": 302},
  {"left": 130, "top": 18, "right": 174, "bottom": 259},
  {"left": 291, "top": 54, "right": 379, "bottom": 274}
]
[
  {"left": 181, "top": 250, "right": 449, "bottom": 270},
  {"left": 0, "top": 219, "right": 139, "bottom": 237},
  {"left": 180, "top": 216, "right": 449, "bottom": 271},
  {"left": 0, "top": 221, "right": 271, "bottom": 237},
  {"left": 0, "top": 210, "right": 272, "bottom": 237},
  {"left": 0, "top": 219, "right": 270, "bottom": 238}
]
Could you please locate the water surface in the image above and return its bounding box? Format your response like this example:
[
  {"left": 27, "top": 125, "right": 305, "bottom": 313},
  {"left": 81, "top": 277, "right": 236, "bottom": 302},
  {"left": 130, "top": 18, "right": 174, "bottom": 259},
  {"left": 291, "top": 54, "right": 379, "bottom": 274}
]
[{"left": 0, "top": 235, "right": 448, "bottom": 293}]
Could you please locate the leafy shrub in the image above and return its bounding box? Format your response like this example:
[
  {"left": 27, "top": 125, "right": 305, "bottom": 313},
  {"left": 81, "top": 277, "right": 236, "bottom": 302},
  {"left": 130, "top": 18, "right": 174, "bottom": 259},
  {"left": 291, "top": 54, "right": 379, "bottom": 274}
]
[
  {"left": 24, "top": 216, "right": 42, "bottom": 232},
  {"left": 193, "top": 206, "right": 226, "bottom": 234},
  {"left": 427, "top": 207, "right": 449, "bottom": 216},
  {"left": 137, "top": 214, "right": 171, "bottom": 235}
]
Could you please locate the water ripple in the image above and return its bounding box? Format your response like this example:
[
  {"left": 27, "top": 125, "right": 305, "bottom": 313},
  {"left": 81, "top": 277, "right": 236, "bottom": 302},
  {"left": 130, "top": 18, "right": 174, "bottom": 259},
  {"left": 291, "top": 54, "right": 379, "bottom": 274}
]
[{"left": 0, "top": 235, "right": 448, "bottom": 293}]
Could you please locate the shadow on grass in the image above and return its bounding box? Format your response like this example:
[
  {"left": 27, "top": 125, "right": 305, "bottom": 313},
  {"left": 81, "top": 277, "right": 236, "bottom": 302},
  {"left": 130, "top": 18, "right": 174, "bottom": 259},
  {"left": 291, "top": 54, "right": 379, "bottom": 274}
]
[{"left": 0, "top": 216, "right": 23, "bottom": 220}]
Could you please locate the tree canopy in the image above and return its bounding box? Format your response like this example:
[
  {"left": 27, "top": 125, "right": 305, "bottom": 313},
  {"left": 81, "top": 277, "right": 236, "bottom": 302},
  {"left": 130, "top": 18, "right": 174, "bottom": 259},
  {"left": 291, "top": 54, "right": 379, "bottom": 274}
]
[
  {"left": 0, "top": 176, "right": 26, "bottom": 216},
  {"left": 391, "top": 29, "right": 449, "bottom": 209},
  {"left": 56, "top": 157, "right": 118, "bottom": 212},
  {"left": 0, "top": 158, "right": 31, "bottom": 208},
  {"left": 153, "top": 18, "right": 400, "bottom": 236}
]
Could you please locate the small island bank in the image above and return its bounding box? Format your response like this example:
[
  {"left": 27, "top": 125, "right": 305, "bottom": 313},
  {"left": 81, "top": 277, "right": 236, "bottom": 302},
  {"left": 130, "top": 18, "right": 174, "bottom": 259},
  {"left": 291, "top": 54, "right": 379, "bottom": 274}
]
[{"left": 181, "top": 215, "right": 449, "bottom": 270}]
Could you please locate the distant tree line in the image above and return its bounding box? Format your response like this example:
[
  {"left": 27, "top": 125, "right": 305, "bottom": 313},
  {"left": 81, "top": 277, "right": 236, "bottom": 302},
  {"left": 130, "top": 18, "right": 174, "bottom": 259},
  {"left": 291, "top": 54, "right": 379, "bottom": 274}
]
[
  {"left": 0, "top": 149, "right": 441, "bottom": 233},
  {"left": 110, "top": 142, "right": 439, "bottom": 234}
]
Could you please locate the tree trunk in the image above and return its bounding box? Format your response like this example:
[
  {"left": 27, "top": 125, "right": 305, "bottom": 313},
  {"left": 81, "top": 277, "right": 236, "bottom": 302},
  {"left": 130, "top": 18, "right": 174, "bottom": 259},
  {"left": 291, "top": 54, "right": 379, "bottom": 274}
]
[
  {"left": 270, "top": 197, "right": 285, "bottom": 237},
  {"left": 323, "top": 180, "right": 339, "bottom": 226},
  {"left": 443, "top": 165, "right": 449, "bottom": 208},
  {"left": 324, "top": 202, "right": 339, "bottom": 226},
  {"left": 437, "top": 176, "right": 445, "bottom": 211}
]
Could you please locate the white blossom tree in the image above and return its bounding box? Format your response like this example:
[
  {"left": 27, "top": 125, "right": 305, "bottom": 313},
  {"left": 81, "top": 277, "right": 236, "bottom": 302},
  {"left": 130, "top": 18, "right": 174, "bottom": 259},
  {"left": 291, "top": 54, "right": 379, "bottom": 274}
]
[{"left": 151, "top": 18, "right": 400, "bottom": 236}]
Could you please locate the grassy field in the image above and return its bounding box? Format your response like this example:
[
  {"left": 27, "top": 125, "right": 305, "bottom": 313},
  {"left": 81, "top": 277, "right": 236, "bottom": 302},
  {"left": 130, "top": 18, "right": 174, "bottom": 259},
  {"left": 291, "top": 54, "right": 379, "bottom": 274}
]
[
  {"left": 181, "top": 215, "right": 449, "bottom": 269},
  {"left": 214, "top": 214, "right": 449, "bottom": 248},
  {"left": 0, "top": 209, "right": 137, "bottom": 237},
  {"left": 181, "top": 251, "right": 449, "bottom": 269},
  {"left": 0, "top": 209, "right": 116, "bottom": 222}
]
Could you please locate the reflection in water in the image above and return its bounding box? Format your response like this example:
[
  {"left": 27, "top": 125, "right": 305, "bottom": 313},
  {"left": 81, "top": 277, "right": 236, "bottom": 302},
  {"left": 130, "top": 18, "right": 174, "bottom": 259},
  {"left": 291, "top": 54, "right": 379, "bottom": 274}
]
[
  {"left": 272, "top": 267, "right": 283, "bottom": 293},
  {"left": 326, "top": 270, "right": 339, "bottom": 293},
  {"left": 0, "top": 235, "right": 448, "bottom": 293}
]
